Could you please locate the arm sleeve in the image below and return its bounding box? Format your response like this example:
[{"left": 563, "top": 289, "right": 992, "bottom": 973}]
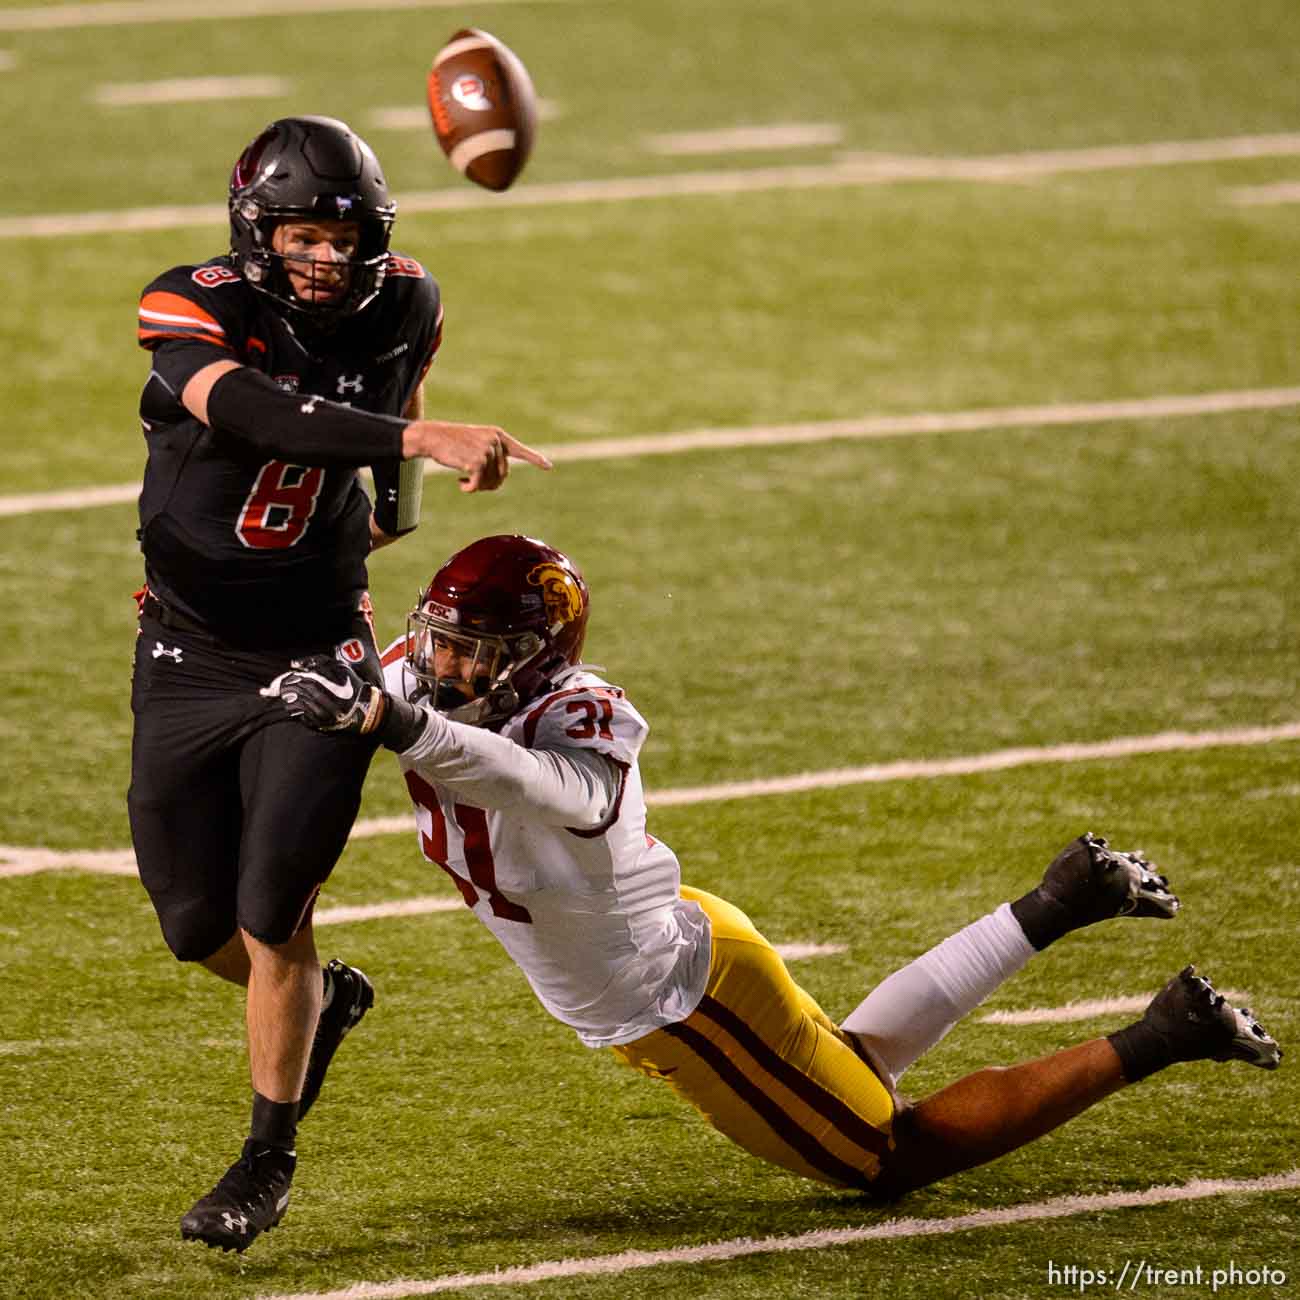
[
  {"left": 400, "top": 707, "right": 622, "bottom": 828},
  {"left": 205, "top": 365, "right": 407, "bottom": 466}
]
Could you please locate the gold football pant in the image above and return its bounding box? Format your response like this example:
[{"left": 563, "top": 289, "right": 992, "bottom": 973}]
[{"left": 611, "top": 886, "right": 895, "bottom": 1188}]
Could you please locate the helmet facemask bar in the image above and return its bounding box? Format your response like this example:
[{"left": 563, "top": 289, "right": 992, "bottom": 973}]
[
  {"left": 406, "top": 609, "right": 546, "bottom": 726},
  {"left": 233, "top": 198, "right": 394, "bottom": 322}
]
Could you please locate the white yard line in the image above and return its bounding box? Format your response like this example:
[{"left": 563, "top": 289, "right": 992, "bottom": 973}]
[
  {"left": 369, "top": 100, "right": 561, "bottom": 132},
  {"left": 528, "top": 386, "right": 1300, "bottom": 466},
  {"left": 255, "top": 1169, "right": 1300, "bottom": 1299},
  {"left": 0, "top": 846, "right": 138, "bottom": 877},
  {"left": 5, "top": 134, "right": 1300, "bottom": 240},
  {"left": 4, "top": 720, "right": 1297, "bottom": 879},
  {"left": 1228, "top": 181, "right": 1300, "bottom": 206},
  {"left": 773, "top": 943, "right": 848, "bottom": 962},
  {"left": 5, "top": 385, "right": 1300, "bottom": 520},
  {"left": 316, "top": 895, "right": 459, "bottom": 925},
  {"left": 0, "top": 482, "right": 138, "bottom": 516},
  {"left": 641, "top": 722, "right": 1300, "bottom": 808},
  {"left": 92, "top": 76, "right": 290, "bottom": 106},
  {"left": 0, "top": 0, "right": 565, "bottom": 31},
  {"left": 645, "top": 123, "right": 844, "bottom": 156},
  {"left": 979, "top": 993, "right": 1248, "bottom": 1026},
  {"left": 835, "top": 133, "right": 1300, "bottom": 178},
  {"left": 0, "top": 983, "right": 1252, "bottom": 1057}
]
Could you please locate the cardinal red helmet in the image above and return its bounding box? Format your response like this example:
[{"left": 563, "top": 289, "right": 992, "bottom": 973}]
[{"left": 406, "top": 535, "right": 590, "bottom": 725}]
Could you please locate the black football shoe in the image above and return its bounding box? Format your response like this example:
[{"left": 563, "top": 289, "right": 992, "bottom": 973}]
[
  {"left": 1108, "top": 965, "right": 1282, "bottom": 1081},
  {"left": 180, "top": 1140, "right": 295, "bottom": 1252},
  {"left": 1011, "top": 832, "right": 1179, "bottom": 949},
  {"left": 299, "top": 958, "right": 374, "bottom": 1118},
  {"left": 1146, "top": 965, "right": 1281, "bottom": 1068}
]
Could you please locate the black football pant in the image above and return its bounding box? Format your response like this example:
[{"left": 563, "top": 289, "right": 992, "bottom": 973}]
[{"left": 128, "top": 612, "right": 380, "bottom": 961}]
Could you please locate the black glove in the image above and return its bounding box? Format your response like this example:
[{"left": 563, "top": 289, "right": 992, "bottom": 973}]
[{"left": 270, "top": 654, "right": 387, "bottom": 735}]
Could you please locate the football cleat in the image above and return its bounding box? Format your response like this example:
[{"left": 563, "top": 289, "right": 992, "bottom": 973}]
[
  {"left": 180, "top": 1140, "right": 295, "bottom": 1252},
  {"left": 1045, "top": 832, "right": 1180, "bottom": 922},
  {"left": 1012, "top": 832, "right": 1179, "bottom": 949},
  {"left": 299, "top": 958, "right": 374, "bottom": 1118},
  {"left": 1145, "top": 965, "right": 1283, "bottom": 1070}
]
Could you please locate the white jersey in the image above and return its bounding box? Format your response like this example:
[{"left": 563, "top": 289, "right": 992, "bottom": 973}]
[{"left": 381, "top": 643, "right": 712, "bottom": 1048}]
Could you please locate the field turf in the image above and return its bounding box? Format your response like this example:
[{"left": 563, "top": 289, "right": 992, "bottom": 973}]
[{"left": 1, "top": 3, "right": 1296, "bottom": 1298}]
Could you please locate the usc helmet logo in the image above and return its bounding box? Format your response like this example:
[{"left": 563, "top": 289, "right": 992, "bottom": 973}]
[{"left": 528, "top": 562, "right": 583, "bottom": 626}]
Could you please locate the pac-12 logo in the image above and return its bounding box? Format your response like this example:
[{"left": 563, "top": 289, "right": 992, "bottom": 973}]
[{"left": 527, "top": 563, "right": 583, "bottom": 625}]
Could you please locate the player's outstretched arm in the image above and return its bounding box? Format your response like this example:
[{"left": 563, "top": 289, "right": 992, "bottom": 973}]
[
  {"left": 182, "top": 359, "right": 550, "bottom": 492},
  {"left": 263, "top": 658, "right": 616, "bottom": 826}
]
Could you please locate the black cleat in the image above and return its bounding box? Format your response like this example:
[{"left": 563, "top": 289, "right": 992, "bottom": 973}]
[
  {"left": 1012, "top": 832, "right": 1179, "bottom": 948},
  {"left": 1043, "top": 832, "right": 1180, "bottom": 923},
  {"left": 299, "top": 958, "right": 374, "bottom": 1118},
  {"left": 180, "top": 1140, "right": 295, "bottom": 1253},
  {"left": 1141, "top": 965, "right": 1282, "bottom": 1070}
]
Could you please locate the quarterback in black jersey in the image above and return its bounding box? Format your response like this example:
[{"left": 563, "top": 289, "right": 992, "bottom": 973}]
[{"left": 127, "top": 116, "right": 549, "bottom": 1254}]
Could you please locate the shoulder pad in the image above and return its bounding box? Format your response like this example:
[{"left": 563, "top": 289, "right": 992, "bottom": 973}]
[
  {"left": 512, "top": 682, "right": 647, "bottom": 766},
  {"left": 380, "top": 634, "right": 411, "bottom": 695},
  {"left": 138, "top": 262, "right": 246, "bottom": 352}
]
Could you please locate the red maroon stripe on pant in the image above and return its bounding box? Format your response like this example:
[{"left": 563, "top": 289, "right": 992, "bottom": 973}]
[
  {"left": 662, "top": 1018, "right": 872, "bottom": 1189},
  {"left": 694, "top": 994, "right": 893, "bottom": 1159}
]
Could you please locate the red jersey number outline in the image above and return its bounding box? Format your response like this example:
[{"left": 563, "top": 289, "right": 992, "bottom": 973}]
[
  {"left": 235, "top": 460, "right": 324, "bottom": 549},
  {"left": 403, "top": 769, "right": 533, "bottom": 924},
  {"left": 191, "top": 265, "right": 242, "bottom": 288},
  {"left": 565, "top": 696, "right": 615, "bottom": 741},
  {"left": 386, "top": 255, "right": 425, "bottom": 279}
]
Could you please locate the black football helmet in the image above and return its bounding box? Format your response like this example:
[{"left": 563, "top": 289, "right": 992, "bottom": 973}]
[
  {"left": 228, "top": 115, "right": 397, "bottom": 322},
  {"left": 406, "top": 535, "right": 590, "bottom": 726}
]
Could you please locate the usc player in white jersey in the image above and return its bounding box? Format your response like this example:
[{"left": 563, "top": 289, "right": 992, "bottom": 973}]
[{"left": 267, "top": 535, "right": 1281, "bottom": 1199}]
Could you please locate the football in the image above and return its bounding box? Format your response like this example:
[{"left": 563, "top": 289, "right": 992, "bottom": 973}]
[{"left": 427, "top": 28, "right": 537, "bottom": 192}]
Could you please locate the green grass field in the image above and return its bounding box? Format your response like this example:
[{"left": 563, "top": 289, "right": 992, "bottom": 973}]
[{"left": 1, "top": 2, "right": 1297, "bottom": 1298}]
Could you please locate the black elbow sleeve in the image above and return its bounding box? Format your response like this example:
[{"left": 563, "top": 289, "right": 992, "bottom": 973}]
[{"left": 206, "top": 367, "right": 407, "bottom": 466}]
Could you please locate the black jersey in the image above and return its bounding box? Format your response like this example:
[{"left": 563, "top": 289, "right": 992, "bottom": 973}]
[{"left": 136, "top": 252, "right": 441, "bottom": 647}]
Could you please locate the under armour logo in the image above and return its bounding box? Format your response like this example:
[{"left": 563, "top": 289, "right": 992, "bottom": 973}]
[
  {"left": 151, "top": 642, "right": 183, "bottom": 663},
  {"left": 221, "top": 1211, "right": 249, "bottom": 1235},
  {"left": 336, "top": 373, "right": 365, "bottom": 396}
]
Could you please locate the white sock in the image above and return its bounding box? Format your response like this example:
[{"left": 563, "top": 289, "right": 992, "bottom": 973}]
[{"left": 840, "top": 902, "right": 1035, "bottom": 1082}]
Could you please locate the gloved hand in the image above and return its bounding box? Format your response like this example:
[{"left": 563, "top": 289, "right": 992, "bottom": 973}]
[{"left": 263, "top": 654, "right": 388, "bottom": 735}]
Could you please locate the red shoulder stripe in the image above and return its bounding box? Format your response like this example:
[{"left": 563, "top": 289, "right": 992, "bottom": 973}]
[{"left": 381, "top": 634, "right": 412, "bottom": 668}]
